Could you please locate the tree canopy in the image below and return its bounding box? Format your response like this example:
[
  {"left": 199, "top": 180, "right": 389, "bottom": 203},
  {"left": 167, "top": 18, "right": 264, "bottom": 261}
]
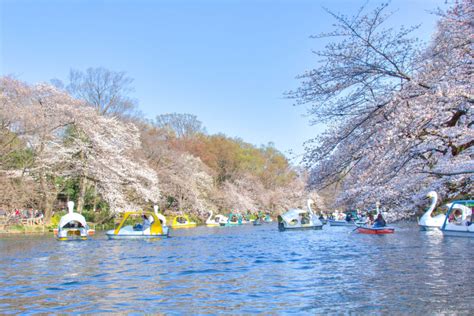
[{"left": 291, "top": 1, "right": 473, "bottom": 217}]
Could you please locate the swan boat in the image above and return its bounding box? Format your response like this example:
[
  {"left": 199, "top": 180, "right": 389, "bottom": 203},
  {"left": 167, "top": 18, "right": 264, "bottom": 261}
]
[
  {"left": 241, "top": 215, "right": 252, "bottom": 224},
  {"left": 206, "top": 210, "right": 227, "bottom": 227},
  {"left": 253, "top": 218, "right": 263, "bottom": 226},
  {"left": 56, "top": 201, "right": 94, "bottom": 241},
  {"left": 278, "top": 199, "right": 323, "bottom": 231},
  {"left": 418, "top": 191, "right": 446, "bottom": 231},
  {"left": 328, "top": 219, "right": 356, "bottom": 226},
  {"left": 252, "top": 212, "right": 264, "bottom": 225},
  {"left": 328, "top": 209, "right": 361, "bottom": 226},
  {"left": 222, "top": 213, "right": 243, "bottom": 226},
  {"left": 329, "top": 211, "right": 365, "bottom": 226},
  {"left": 264, "top": 214, "right": 273, "bottom": 223},
  {"left": 440, "top": 200, "right": 474, "bottom": 238},
  {"left": 171, "top": 214, "right": 197, "bottom": 229},
  {"left": 106, "top": 210, "right": 169, "bottom": 239}
]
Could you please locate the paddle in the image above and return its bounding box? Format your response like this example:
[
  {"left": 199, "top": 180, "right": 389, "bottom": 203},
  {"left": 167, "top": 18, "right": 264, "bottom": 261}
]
[{"left": 350, "top": 222, "right": 366, "bottom": 233}]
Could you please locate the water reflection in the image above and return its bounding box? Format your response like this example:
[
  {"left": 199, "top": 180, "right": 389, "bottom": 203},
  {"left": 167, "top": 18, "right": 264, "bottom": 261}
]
[{"left": 0, "top": 223, "right": 473, "bottom": 314}]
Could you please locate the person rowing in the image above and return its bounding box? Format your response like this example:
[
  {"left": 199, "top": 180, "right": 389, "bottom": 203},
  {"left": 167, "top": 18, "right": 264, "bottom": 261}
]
[
  {"left": 372, "top": 213, "right": 387, "bottom": 228},
  {"left": 345, "top": 212, "right": 353, "bottom": 223}
]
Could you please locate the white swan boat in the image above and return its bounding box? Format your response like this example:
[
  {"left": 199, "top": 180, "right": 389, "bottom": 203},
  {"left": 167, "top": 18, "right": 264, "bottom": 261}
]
[
  {"left": 206, "top": 210, "right": 227, "bottom": 227},
  {"left": 328, "top": 219, "right": 356, "bottom": 226},
  {"left": 56, "top": 201, "right": 94, "bottom": 241},
  {"left": 278, "top": 199, "right": 323, "bottom": 231},
  {"left": 329, "top": 209, "right": 366, "bottom": 226},
  {"left": 441, "top": 200, "right": 473, "bottom": 238},
  {"left": 418, "top": 191, "right": 446, "bottom": 231}
]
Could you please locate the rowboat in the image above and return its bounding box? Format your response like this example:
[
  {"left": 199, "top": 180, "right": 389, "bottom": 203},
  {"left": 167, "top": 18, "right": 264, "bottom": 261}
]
[{"left": 356, "top": 225, "right": 395, "bottom": 235}]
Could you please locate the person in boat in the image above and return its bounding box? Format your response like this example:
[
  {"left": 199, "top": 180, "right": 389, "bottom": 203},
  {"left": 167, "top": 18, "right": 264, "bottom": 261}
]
[
  {"left": 300, "top": 213, "right": 310, "bottom": 224},
  {"left": 372, "top": 214, "right": 386, "bottom": 228},
  {"left": 134, "top": 214, "right": 151, "bottom": 231},
  {"left": 142, "top": 214, "right": 151, "bottom": 230},
  {"left": 318, "top": 213, "right": 324, "bottom": 221},
  {"left": 367, "top": 213, "right": 374, "bottom": 225},
  {"left": 449, "top": 209, "right": 463, "bottom": 225},
  {"left": 345, "top": 212, "right": 353, "bottom": 222},
  {"left": 464, "top": 215, "right": 472, "bottom": 226}
]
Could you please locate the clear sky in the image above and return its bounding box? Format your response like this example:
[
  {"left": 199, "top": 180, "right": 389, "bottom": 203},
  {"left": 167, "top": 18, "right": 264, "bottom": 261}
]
[{"left": 0, "top": 0, "right": 447, "bottom": 162}]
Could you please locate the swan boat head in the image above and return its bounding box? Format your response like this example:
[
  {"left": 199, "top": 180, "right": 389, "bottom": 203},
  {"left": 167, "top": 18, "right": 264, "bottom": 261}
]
[{"left": 418, "top": 191, "right": 444, "bottom": 229}]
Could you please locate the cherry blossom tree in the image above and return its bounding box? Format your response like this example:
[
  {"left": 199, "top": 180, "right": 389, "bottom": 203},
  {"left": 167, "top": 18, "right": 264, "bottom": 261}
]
[
  {"left": 291, "top": 1, "right": 473, "bottom": 218},
  {"left": 0, "top": 78, "right": 160, "bottom": 221}
]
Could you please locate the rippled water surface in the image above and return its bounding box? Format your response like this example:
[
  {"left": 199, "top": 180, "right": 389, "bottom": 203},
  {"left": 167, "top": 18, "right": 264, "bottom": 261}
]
[{"left": 1, "top": 223, "right": 473, "bottom": 314}]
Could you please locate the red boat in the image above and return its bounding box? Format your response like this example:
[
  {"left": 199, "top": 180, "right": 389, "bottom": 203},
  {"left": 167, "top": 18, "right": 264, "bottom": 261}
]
[{"left": 356, "top": 226, "right": 395, "bottom": 234}]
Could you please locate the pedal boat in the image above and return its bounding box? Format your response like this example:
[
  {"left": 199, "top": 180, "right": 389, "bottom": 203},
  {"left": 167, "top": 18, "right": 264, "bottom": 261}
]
[
  {"left": 222, "top": 213, "right": 243, "bottom": 226},
  {"left": 441, "top": 200, "right": 474, "bottom": 238},
  {"left": 106, "top": 211, "right": 169, "bottom": 239},
  {"left": 241, "top": 215, "right": 252, "bottom": 224},
  {"left": 253, "top": 218, "right": 263, "bottom": 226},
  {"left": 171, "top": 214, "right": 197, "bottom": 229},
  {"left": 264, "top": 214, "right": 273, "bottom": 223},
  {"left": 328, "top": 219, "right": 356, "bottom": 226},
  {"left": 205, "top": 211, "right": 226, "bottom": 227},
  {"left": 418, "top": 191, "right": 447, "bottom": 231},
  {"left": 278, "top": 199, "right": 323, "bottom": 231},
  {"left": 56, "top": 201, "right": 93, "bottom": 241}
]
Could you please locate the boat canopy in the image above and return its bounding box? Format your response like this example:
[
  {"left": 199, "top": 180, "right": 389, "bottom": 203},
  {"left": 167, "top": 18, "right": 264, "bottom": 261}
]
[
  {"left": 280, "top": 209, "right": 309, "bottom": 223},
  {"left": 172, "top": 214, "right": 193, "bottom": 226},
  {"left": 113, "top": 211, "right": 164, "bottom": 235},
  {"left": 59, "top": 213, "right": 87, "bottom": 229},
  {"left": 442, "top": 200, "right": 474, "bottom": 228}
]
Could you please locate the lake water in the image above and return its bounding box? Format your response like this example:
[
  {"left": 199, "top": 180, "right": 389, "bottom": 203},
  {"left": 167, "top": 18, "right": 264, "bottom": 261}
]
[{"left": 0, "top": 223, "right": 473, "bottom": 314}]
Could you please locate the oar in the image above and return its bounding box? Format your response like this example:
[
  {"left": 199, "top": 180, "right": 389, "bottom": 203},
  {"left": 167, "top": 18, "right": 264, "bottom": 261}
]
[
  {"left": 350, "top": 222, "right": 365, "bottom": 233},
  {"left": 350, "top": 225, "right": 361, "bottom": 233}
]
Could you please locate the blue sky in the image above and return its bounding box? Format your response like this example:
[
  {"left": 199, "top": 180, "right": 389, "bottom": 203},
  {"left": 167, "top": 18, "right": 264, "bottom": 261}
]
[{"left": 0, "top": 0, "right": 446, "bottom": 162}]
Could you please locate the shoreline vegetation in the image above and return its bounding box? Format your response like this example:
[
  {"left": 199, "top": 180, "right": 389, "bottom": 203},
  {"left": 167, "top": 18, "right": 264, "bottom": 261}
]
[{"left": 0, "top": 75, "right": 325, "bottom": 226}]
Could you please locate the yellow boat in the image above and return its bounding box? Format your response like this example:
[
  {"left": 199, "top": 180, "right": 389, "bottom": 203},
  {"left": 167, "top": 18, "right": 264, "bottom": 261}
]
[
  {"left": 106, "top": 211, "right": 169, "bottom": 239},
  {"left": 171, "top": 214, "right": 197, "bottom": 229}
]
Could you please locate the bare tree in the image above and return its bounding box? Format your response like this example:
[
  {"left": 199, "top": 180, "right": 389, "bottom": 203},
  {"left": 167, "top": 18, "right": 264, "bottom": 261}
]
[
  {"left": 154, "top": 113, "right": 206, "bottom": 138},
  {"left": 66, "top": 67, "right": 137, "bottom": 117}
]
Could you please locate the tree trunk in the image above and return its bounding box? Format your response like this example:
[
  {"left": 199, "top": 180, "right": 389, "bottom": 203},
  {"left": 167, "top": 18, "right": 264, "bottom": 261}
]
[
  {"left": 76, "top": 150, "right": 88, "bottom": 214},
  {"left": 76, "top": 176, "right": 87, "bottom": 214},
  {"left": 92, "top": 181, "right": 98, "bottom": 213}
]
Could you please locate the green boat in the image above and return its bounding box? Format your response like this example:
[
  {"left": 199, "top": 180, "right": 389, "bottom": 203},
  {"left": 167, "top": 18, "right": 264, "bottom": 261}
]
[{"left": 222, "top": 213, "right": 243, "bottom": 226}]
